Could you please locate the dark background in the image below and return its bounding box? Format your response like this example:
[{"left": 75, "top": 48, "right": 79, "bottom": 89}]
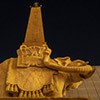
[{"left": 0, "top": 0, "right": 99, "bottom": 65}]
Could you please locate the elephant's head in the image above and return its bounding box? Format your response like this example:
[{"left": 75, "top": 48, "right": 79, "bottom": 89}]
[{"left": 67, "top": 60, "right": 95, "bottom": 80}]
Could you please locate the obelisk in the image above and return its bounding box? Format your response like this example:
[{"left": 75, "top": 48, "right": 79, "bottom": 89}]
[{"left": 24, "top": 2, "right": 45, "bottom": 46}]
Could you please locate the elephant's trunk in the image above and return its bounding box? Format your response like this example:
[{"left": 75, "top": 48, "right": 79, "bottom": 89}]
[
  {"left": 44, "top": 59, "right": 95, "bottom": 74},
  {"left": 62, "top": 65, "right": 94, "bottom": 73},
  {"left": 51, "top": 65, "right": 95, "bottom": 74}
]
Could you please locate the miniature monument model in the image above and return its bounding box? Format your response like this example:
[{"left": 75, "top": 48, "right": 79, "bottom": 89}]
[{"left": 0, "top": 2, "right": 95, "bottom": 98}]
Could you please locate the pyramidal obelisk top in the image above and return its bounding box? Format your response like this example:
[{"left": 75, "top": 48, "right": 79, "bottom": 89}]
[{"left": 24, "top": 2, "right": 45, "bottom": 46}]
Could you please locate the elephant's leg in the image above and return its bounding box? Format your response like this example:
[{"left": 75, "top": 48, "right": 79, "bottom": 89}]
[{"left": 51, "top": 73, "right": 66, "bottom": 97}]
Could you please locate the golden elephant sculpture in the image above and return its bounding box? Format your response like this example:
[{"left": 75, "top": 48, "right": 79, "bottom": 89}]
[{"left": 1, "top": 43, "right": 94, "bottom": 97}]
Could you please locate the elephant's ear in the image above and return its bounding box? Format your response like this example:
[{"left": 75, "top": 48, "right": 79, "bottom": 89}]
[
  {"left": 68, "top": 60, "right": 87, "bottom": 66},
  {"left": 20, "top": 45, "right": 31, "bottom": 56}
]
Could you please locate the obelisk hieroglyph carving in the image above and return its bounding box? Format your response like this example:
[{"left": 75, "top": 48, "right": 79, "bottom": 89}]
[{"left": 24, "top": 2, "right": 45, "bottom": 46}]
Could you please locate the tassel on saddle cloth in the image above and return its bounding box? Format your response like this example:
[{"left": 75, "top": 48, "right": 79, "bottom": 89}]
[{"left": 6, "top": 58, "right": 56, "bottom": 96}]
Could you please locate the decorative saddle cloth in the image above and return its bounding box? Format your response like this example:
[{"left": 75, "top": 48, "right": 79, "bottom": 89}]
[{"left": 6, "top": 58, "right": 57, "bottom": 97}]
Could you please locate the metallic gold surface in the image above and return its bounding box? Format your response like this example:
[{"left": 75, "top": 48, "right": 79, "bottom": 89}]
[
  {"left": 24, "top": 5, "right": 45, "bottom": 46},
  {"left": 0, "top": 2, "right": 95, "bottom": 98}
]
